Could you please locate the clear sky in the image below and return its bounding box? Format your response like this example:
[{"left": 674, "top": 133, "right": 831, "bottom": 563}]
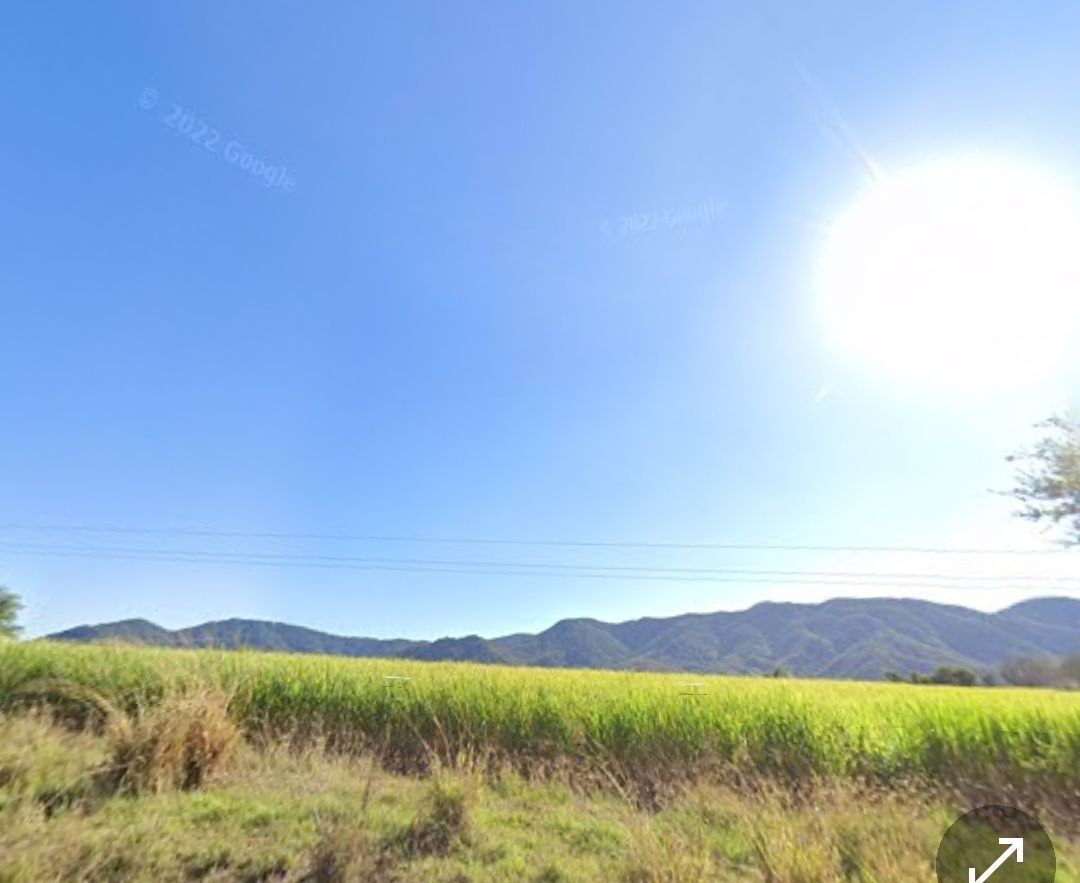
[{"left": 3, "top": 2, "right": 1079, "bottom": 640}]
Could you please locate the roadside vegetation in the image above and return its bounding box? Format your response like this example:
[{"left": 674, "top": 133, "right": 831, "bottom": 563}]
[{"left": 2, "top": 705, "right": 1078, "bottom": 882}]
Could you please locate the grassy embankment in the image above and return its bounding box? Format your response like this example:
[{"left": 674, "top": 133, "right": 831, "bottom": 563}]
[{"left": 2, "top": 640, "right": 1080, "bottom": 881}]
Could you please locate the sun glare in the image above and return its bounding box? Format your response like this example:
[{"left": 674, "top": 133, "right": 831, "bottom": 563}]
[{"left": 820, "top": 157, "right": 1080, "bottom": 392}]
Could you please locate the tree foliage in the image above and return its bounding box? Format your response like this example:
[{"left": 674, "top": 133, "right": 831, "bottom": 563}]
[
  {"left": 892, "top": 666, "right": 979, "bottom": 686},
  {"left": 0, "top": 586, "right": 22, "bottom": 639},
  {"left": 1000, "top": 655, "right": 1080, "bottom": 689},
  {"left": 1005, "top": 414, "right": 1080, "bottom": 545}
]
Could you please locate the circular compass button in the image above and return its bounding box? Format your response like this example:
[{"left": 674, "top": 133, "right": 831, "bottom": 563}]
[{"left": 936, "top": 805, "right": 1054, "bottom": 882}]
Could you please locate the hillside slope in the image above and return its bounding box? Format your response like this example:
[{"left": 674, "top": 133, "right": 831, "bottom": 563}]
[{"left": 47, "top": 596, "right": 1080, "bottom": 679}]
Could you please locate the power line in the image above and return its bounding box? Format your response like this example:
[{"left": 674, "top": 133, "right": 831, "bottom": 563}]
[
  {"left": 1, "top": 541, "right": 1075, "bottom": 589},
  {"left": 0, "top": 540, "right": 1075, "bottom": 583},
  {"left": 0, "top": 522, "right": 1073, "bottom": 556}
]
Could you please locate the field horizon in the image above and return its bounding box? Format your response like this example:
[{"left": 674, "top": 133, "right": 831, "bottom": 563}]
[{"left": 43, "top": 593, "right": 1080, "bottom": 682}]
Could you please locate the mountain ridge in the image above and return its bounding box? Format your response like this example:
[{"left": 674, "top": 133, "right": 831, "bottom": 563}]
[{"left": 46, "top": 596, "right": 1080, "bottom": 680}]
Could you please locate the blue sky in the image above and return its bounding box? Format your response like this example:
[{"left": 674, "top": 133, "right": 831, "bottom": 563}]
[{"left": 3, "top": 2, "right": 1079, "bottom": 640}]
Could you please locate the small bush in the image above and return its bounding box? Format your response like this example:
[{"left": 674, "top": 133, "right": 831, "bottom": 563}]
[{"left": 101, "top": 683, "right": 239, "bottom": 796}]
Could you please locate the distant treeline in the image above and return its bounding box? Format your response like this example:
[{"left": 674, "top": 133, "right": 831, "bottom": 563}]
[{"left": 886, "top": 655, "right": 1080, "bottom": 689}]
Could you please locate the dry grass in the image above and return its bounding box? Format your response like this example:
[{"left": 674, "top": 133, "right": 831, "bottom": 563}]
[
  {"left": 9, "top": 678, "right": 239, "bottom": 797},
  {"left": 400, "top": 772, "right": 474, "bottom": 857},
  {"left": 2, "top": 710, "right": 1079, "bottom": 882},
  {"left": 621, "top": 830, "right": 715, "bottom": 883},
  {"left": 101, "top": 681, "right": 239, "bottom": 795},
  {"left": 300, "top": 825, "right": 393, "bottom": 883},
  {"left": 620, "top": 780, "right": 947, "bottom": 882}
]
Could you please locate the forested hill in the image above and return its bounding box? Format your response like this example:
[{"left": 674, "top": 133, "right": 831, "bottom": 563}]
[{"left": 47, "top": 596, "right": 1080, "bottom": 680}]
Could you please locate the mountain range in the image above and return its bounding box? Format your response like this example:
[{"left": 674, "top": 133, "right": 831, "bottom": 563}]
[{"left": 46, "top": 596, "right": 1080, "bottom": 680}]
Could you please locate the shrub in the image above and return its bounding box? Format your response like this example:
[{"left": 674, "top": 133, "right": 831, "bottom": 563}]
[
  {"left": 102, "top": 682, "right": 239, "bottom": 795},
  {"left": 905, "top": 667, "right": 977, "bottom": 687}
]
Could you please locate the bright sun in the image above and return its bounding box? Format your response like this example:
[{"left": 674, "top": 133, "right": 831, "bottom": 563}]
[{"left": 820, "top": 157, "right": 1080, "bottom": 392}]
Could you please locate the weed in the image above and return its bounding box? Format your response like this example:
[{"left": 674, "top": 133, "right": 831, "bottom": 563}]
[{"left": 400, "top": 774, "right": 473, "bottom": 857}]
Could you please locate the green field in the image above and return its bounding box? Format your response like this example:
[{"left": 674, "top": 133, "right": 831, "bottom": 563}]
[
  {"left": 4, "top": 640, "right": 1080, "bottom": 790},
  {"left": 3, "top": 640, "right": 1080, "bottom": 881}
]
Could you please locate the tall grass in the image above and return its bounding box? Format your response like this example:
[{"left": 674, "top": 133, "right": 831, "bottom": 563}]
[{"left": 3, "top": 641, "right": 1080, "bottom": 793}]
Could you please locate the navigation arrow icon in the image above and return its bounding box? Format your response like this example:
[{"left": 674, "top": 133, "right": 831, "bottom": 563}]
[{"left": 969, "top": 837, "right": 1024, "bottom": 883}]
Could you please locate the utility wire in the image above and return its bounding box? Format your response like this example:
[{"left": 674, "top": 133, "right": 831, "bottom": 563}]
[
  {"left": 0, "top": 541, "right": 1075, "bottom": 589},
  {"left": 0, "top": 540, "right": 1074, "bottom": 583},
  {"left": 0, "top": 522, "right": 1073, "bottom": 556}
]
